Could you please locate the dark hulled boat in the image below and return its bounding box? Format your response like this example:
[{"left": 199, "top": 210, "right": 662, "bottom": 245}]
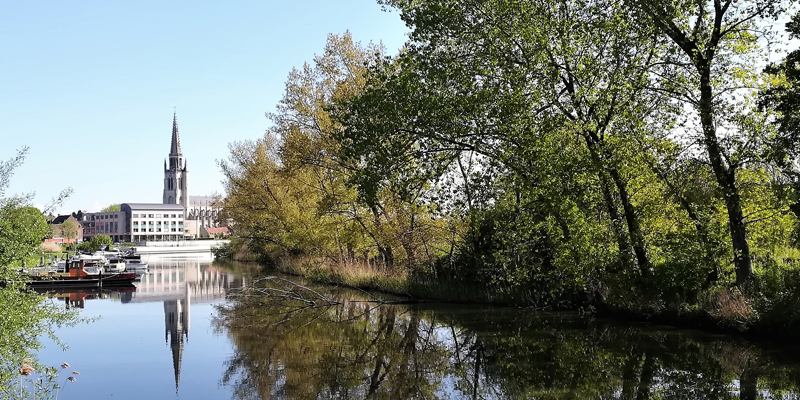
[{"left": 26, "top": 259, "right": 137, "bottom": 288}]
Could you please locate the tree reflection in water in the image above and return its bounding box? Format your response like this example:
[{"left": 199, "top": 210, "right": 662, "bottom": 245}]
[{"left": 214, "top": 280, "right": 800, "bottom": 400}]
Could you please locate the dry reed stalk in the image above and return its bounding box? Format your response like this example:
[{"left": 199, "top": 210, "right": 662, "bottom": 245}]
[{"left": 704, "top": 288, "right": 753, "bottom": 320}]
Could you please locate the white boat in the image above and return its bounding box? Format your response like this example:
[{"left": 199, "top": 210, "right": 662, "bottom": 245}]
[
  {"left": 125, "top": 260, "right": 149, "bottom": 275},
  {"left": 104, "top": 259, "right": 127, "bottom": 273},
  {"left": 69, "top": 254, "right": 106, "bottom": 275},
  {"left": 120, "top": 254, "right": 148, "bottom": 276}
]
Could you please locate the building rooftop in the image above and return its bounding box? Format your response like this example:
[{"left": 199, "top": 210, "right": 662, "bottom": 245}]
[
  {"left": 203, "top": 226, "right": 229, "bottom": 235},
  {"left": 49, "top": 214, "right": 73, "bottom": 224},
  {"left": 122, "top": 203, "right": 186, "bottom": 210},
  {"left": 189, "top": 196, "right": 216, "bottom": 206}
]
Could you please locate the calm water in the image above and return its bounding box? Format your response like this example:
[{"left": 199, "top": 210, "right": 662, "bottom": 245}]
[{"left": 28, "top": 256, "right": 800, "bottom": 399}]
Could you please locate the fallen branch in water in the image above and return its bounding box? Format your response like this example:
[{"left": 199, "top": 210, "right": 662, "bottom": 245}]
[{"left": 229, "top": 275, "right": 342, "bottom": 308}]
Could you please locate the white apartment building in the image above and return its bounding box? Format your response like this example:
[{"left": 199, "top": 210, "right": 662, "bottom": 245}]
[{"left": 122, "top": 203, "right": 186, "bottom": 243}]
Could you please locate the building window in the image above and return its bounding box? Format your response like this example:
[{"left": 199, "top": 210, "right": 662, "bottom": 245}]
[
  {"left": 148, "top": 214, "right": 154, "bottom": 218},
  {"left": 133, "top": 214, "right": 138, "bottom": 218},
  {"left": 156, "top": 214, "right": 162, "bottom": 218}
]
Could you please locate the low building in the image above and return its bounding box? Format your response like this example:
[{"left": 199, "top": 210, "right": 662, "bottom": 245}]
[
  {"left": 81, "top": 211, "right": 127, "bottom": 242},
  {"left": 48, "top": 214, "right": 84, "bottom": 244},
  {"left": 200, "top": 226, "right": 229, "bottom": 238}
]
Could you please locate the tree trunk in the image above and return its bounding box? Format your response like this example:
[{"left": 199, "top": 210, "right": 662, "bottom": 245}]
[
  {"left": 379, "top": 245, "right": 394, "bottom": 269},
  {"left": 620, "top": 351, "right": 642, "bottom": 400},
  {"left": 739, "top": 362, "right": 758, "bottom": 400},
  {"left": 585, "top": 139, "right": 634, "bottom": 270},
  {"left": 698, "top": 66, "right": 753, "bottom": 285},
  {"left": 608, "top": 166, "right": 653, "bottom": 276},
  {"left": 635, "top": 352, "right": 656, "bottom": 400},
  {"left": 586, "top": 134, "right": 652, "bottom": 275}
]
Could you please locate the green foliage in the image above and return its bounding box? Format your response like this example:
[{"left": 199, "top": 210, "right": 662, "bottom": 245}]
[
  {"left": 76, "top": 234, "right": 112, "bottom": 253},
  {"left": 92, "top": 234, "right": 111, "bottom": 246},
  {"left": 221, "top": 33, "right": 450, "bottom": 272},
  {"left": 221, "top": 1, "right": 800, "bottom": 330},
  {"left": 99, "top": 204, "right": 120, "bottom": 212},
  {"left": 211, "top": 238, "right": 255, "bottom": 261},
  {"left": 0, "top": 148, "right": 83, "bottom": 395},
  {"left": 0, "top": 205, "right": 49, "bottom": 276},
  {"left": 60, "top": 219, "right": 78, "bottom": 242}
]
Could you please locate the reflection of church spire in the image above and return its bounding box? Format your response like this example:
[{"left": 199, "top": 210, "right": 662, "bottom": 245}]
[{"left": 164, "top": 284, "right": 191, "bottom": 393}]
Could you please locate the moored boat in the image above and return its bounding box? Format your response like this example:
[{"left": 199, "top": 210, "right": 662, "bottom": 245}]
[
  {"left": 121, "top": 253, "right": 149, "bottom": 275},
  {"left": 26, "top": 259, "right": 136, "bottom": 288}
]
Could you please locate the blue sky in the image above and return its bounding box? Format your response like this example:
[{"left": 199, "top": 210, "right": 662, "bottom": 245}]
[{"left": 0, "top": 1, "right": 409, "bottom": 214}]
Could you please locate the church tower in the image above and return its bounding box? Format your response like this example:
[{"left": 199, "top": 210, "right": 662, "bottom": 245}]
[{"left": 163, "top": 112, "right": 189, "bottom": 209}]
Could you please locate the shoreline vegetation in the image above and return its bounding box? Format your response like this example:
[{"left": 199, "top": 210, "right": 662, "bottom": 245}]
[
  {"left": 218, "top": 245, "right": 800, "bottom": 341},
  {"left": 216, "top": 2, "right": 800, "bottom": 343},
  {"left": 0, "top": 148, "right": 84, "bottom": 396}
]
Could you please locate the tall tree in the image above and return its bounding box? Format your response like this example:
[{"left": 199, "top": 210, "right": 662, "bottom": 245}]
[
  {"left": 629, "top": 0, "right": 788, "bottom": 284},
  {"left": 761, "top": 12, "right": 800, "bottom": 218},
  {"left": 341, "top": 0, "right": 670, "bottom": 277}
]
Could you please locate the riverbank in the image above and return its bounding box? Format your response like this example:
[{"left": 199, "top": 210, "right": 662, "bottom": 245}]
[
  {"left": 274, "top": 259, "right": 558, "bottom": 307},
  {"left": 271, "top": 258, "right": 800, "bottom": 341}
]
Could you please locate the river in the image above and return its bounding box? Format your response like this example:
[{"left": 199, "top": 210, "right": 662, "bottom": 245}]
[{"left": 26, "top": 256, "right": 800, "bottom": 399}]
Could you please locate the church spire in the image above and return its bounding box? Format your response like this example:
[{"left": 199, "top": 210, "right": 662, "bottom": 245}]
[{"left": 170, "top": 112, "right": 181, "bottom": 155}]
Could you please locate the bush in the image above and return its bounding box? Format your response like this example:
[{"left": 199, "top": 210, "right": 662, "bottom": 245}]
[
  {"left": 212, "top": 237, "right": 256, "bottom": 261},
  {"left": 39, "top": 242, "right": 62, "bottom": 253},
  {"left": 76, "top": 235, "right": 114, "bottom": 253}
]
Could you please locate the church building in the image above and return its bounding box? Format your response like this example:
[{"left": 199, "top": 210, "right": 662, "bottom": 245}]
[
  {"left": 161, "top": 112, "right": 223, "bottom": 238},
  {"left": 163, "top": 113, "right": 189, "bottom": 209}
]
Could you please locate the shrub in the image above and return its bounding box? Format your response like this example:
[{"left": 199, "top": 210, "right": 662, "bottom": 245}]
[
  {"left": 701, "top": 287, "right": 754, "bottom": 323},
  {"left": 39, "top": 242, "right": 62, "bottom": 253}
]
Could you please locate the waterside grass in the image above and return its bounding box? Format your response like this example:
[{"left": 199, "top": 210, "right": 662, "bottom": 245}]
[
  {"left": 268, "top": 256, "right": 800, "bottom": 340},
  {"left": 273, "top": 257, "right": 568, "bottom": 307}
]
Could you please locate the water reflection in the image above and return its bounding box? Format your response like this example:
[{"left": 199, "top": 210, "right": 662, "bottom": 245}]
[
  {"left": 36, "top": 254, "right": 246, "bottom": 395},
  {"left": 216, "top": 278, "right": 800, "bottom": 400},
  {"left": 139, "top": 255, "right": 245, "bottom": 392},
  {"left": 32, "top": 287, "right": 136, "bottom": 308}
]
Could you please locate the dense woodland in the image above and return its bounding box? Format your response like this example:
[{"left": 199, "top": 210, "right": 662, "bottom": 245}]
[{"left": 220, "top": 0, "right": 800, "bottom": 325}]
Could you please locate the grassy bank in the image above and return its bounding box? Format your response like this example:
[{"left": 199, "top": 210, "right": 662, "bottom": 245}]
[
  {"left": 267, "top": 256, "right": 800, "bottom": 340},
  {"left": 273, "top": 257, "right": 560, "bottom": 307}
]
